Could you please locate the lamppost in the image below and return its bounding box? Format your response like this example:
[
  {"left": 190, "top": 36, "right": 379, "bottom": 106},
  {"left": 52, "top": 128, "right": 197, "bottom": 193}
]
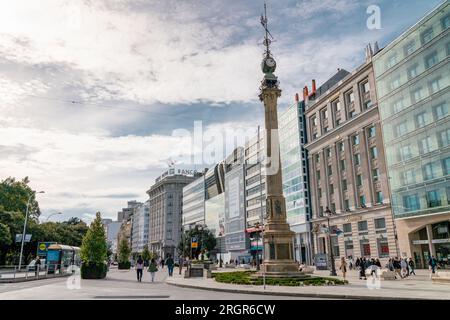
[
  {"left": 324, "top": 207, "right": 337, "bottom": 276},
  {"left": 45, "top": 211, "right": 62, "bottom": 222},
  {"left": 18, "top": 190, "right": 45, "bottom": 270}
]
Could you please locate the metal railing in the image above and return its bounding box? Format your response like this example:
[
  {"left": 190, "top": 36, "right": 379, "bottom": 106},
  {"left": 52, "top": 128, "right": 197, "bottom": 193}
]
[{"left": 0, "top": 264, "right": 77, "bottom": 282}]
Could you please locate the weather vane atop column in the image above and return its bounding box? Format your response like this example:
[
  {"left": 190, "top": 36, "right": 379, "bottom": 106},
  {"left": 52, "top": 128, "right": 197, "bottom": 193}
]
[{"left": 259, "top": 1, "right": 280, "bottom": 100}]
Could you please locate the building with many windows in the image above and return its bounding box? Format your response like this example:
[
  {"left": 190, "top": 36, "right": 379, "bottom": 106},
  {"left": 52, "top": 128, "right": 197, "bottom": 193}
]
[
  {"left": 373, "top": 2, "right": 450, "bottom": 268},
  {"left": 182, "top": 175, "right": 205, "bottom": 230},
  {"left": 131, "top": 201, "right": 150, "bottom": 254},
  {"left": 278, "top": 97, "right": 312, "bottom": 264},
  {"left": 304, "top": 54, "right": 397, "bottom": 265},
  {"left": 147, "top": 169, "right": 201, "bottom": 259}
]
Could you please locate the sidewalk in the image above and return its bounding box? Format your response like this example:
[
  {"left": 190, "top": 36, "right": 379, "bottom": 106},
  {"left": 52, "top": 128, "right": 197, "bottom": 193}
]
[{"left": 165, "top": 268, "right": 450, "bottom": 300}]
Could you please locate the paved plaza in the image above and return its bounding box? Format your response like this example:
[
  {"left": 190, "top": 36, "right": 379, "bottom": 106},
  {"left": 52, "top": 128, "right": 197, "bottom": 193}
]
[{"left": 0, "top": 267, "right": 319, "bottom": 300}]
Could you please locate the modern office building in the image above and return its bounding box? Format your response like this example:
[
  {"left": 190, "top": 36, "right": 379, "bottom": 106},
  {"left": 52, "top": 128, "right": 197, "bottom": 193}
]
[
  {"left": 372, "top": 2, "right": 450, "bottom": 267},
  {"left": 304, "top": 52, "right": 397, "bottom": 265},
  {"left": 182, "top": 175, "right": 205, "bottom": 230},
  {"left": 106, "top": 221, "right": 121, "bottom": 255},
  {"left": 147, "top": 169, "right": 200, "bottom": 259},
  {"left": 131, "top": 201, "right": 150, "bottom": 254},
  {"left": 117, "top": 200, "right": 140, "bottom": 222},
  {"left": 278, "top": 97, "right": 312, "bottom": 264}
]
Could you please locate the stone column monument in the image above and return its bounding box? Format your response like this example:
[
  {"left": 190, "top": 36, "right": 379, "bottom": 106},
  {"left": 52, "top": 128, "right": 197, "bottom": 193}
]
[{"left": 256, "top": 3, "right": 303, "bottom": 277}]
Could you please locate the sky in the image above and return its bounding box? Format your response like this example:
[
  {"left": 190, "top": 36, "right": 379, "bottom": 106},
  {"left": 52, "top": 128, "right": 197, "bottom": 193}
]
[{"left": 0, "top": 0, "right": 444, "bottom": 223}]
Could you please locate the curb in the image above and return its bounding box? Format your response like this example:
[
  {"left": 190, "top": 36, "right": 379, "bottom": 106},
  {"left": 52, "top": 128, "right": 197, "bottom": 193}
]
[
  {"left": 165, "top": 280, "right": 430, "bottom": 300},
  {"left": 0, "top": 273, "right": 71, "bottom": 284}
]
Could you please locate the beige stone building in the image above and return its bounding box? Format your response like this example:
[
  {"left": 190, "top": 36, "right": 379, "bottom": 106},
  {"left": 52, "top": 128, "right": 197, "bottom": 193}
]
[{"left": 304, "top": 52, "right": 397, "bottom": 265}]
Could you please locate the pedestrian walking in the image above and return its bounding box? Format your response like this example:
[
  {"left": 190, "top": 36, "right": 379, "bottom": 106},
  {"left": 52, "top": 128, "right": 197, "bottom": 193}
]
[
  {"left": 375, "top": 258, "right": 381, "bottom": 268},
  {"left": 166, "top": 254, "right": 174, "bottom": 277},
  {"left": 35, "top": 256, "right": 41, "bottom": 276},
  {"left": 408, "top": 258, "right": 416, "bottom": 276},
  {"left": 148, "top": 258, "right": 158, "bottom": 282},
  {"left": 400, "top": 258, "right": 408, "bottom": 279},
  {"left": 339, "top": 257, "right": 347, "bottom": 280},
  {"left": 161, "top": 257, "right": 165, "bottom": 269},
  {"left": 359, "top": 258, "right": 367, "bottom": 280},
  {"left": 429, "top": 256, "right": 438, "bottom": 275},
  {"left": 136, "top": 255, "right": 144, "bottom": 282}
]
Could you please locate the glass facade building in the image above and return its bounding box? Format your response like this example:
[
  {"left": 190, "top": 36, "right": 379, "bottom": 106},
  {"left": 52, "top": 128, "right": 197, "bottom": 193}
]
[
  {"left": 373, "top": 2, "right": 450, "bottom": 267},
  {"left": 278, "top": 100, "right": 312, "bottom": 264},
  {"left": 182, "top": 176, "right": 205, "bottom": 230}
]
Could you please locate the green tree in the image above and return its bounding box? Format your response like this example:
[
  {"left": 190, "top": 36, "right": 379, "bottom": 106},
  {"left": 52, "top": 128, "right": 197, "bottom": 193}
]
[
  {"left": 0, "top": 222, "right": 12, "bottom": 246},
  {"left": 80, "top": 212, "right": 107, "bottom": 264},
  {"left": 118, "top": 238, "right": 131, "bottom": 264},
  {"left": 0, "top": 177, "right": 41, "bottom": 219},
  {"left": 177, "top": 226, "right": 216, "bottom": 259},
  {"left": 142, "top": 244, "right": 151, "bottom": 262}
]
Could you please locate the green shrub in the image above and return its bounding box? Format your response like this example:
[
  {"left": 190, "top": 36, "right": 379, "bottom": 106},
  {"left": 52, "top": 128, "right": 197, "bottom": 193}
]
[
  {"left": 118, "top": 261, "right": 131, "bottom": 269},
  {"left": 81, "top": 262, "right": 107, "bottom": 279},
  {"left": 212, "top": 271, "right": 348, "bottom": 286}
]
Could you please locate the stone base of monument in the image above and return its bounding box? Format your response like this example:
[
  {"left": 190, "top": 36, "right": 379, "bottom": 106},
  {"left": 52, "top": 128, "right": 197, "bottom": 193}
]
[
  {"left": 250, "top": 261, "right": 310, "bottom": 279},
  {"left": 432, "top": 271, "right": 450, "bottom": 284}
]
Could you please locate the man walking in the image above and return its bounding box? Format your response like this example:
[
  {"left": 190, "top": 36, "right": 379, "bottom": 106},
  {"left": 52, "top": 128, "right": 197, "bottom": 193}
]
[
  {"left": 35, "top": 256, "right": 41, "bottom": 277},
  {"left": 136, "top": 255, "right": 144, "bottom": 282},
  {"left": 408, "top": 258, "right": 416, "bottom": 276},
  {"left": 178, "top": 256, "right": 184, "bottom": 275},
  {"left": 166, "top": 254, "right": 174, "bottom": 277},
  {"left": 429, "top": 256, "right": 438, "bottom": 274}
]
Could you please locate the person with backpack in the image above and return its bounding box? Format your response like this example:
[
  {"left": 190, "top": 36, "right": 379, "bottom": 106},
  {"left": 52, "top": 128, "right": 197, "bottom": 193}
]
[
  {"left": 166, "top": 254, "right": 174, "bottom": 277},
  {"left": 148, "top": 258, "right": 158, "bottom": 282},
  {"left": 135, "top": 255, "right": 144, "bottom": 282}
]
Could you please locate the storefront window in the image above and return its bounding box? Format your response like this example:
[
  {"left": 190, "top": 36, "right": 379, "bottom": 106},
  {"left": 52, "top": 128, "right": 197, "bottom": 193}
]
[
  {"left": 331, "top": 236, "right": 340, "bottom": 257},
  {"left": 345, "top": 240, "right": 353, "bottom": 258},
  {"left": 360, "top": 240, "right": 371, "bottom": 257},
  {"left": 432, "top": 221, "right": 450, "bottom": 239},
  {"left": 377, "top": 238, "right": 390, "bottom": 258}
]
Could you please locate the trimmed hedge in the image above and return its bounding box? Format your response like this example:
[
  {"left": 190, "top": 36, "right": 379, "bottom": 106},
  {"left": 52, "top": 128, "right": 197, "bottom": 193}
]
[
  {"left": 81, "top": 262, "right": 107, "bottom": 279},
  {"left": 212, "top": 271, "right": 348, "bottom": 286},
  {"left": 118, "top": 261, "right": 131, "bottom": 269}
]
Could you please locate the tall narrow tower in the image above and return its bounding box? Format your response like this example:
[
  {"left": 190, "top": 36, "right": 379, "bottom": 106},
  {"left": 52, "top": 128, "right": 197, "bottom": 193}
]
[{"left": 258, "top": 2, "right": 299, "bottom": 276}]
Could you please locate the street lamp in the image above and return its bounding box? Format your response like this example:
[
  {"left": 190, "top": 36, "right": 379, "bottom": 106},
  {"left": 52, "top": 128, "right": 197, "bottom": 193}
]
[
  {"left": 324, "top": 207, "right": 337, "bottom": 276},
  {"left": 45, "top": 211, "right": 62, "bottom": 222},
  {"left": 18, "top": 190, "right": 45, "bottom": 270}
]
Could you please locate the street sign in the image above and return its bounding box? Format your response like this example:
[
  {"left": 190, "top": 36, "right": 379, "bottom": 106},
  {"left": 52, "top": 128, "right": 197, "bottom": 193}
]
[
  {"left": 15, "top": 234, "right": 32, "bottom": 243},
  {"left": 37, "top": 241, "right": 57, "bottom": 256}
]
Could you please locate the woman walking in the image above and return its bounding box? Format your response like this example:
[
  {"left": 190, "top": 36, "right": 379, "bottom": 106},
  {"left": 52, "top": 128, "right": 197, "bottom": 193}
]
[
  {"left": 136, "top": 255, "right": 144, "bottom": 282},
  {"left": 339, "top": 257, "right": 347, "bottom": 280},
  {"left": 148, "top": 258, "right": 158, "bottom": 282}
]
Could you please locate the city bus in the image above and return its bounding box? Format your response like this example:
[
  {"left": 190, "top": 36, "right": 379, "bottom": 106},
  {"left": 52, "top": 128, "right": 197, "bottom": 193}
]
[{"left": 46, "top": 244, "right": 81, "bottom": 273}]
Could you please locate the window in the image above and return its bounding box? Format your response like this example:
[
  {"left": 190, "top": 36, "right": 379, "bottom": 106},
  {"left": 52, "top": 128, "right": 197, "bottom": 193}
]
[
  {"left": 396, "top": 121, "right": 408, "bottom": 137},
  {"left": 389, "top": 76, "right": 401, "bottom": 90},
  {"left": 354, "top": 154, "right": 361, "bottom": 166},
  {"left": 349, "top": 110, "right": 356, "bottom": 119},
  {"left": 400, "top": 145, "right": 412, "bottom": 161},
  {"left": 403, "top": 169, "right": 416, "bottom": 185},
  {"left": 378, "top": 239, "right": 390, "bottom": 258},
  {"left": 442, "top": 14, "right": 450, "bottom": 29},
  {"left": 340, "top": 159, "right": 346, "bottom": 170},
  {"left": 338, "top": 142, "right": 345, "bottom": 152},
  {"left": 375, "top": 192, "right": 383, "bottom": 204},
  {"left": 344, "top": 199, "right": 350, "bottom": 210},
  {"left": 331, "top": 236, "right": 340, "bottom": 257},
  {"left": 424, "top": 51, "right": 438, "bottom": 69},
  {"left": 404, "top": 40, "right": 416, "bottom": 56},
  {"left": 326, "top": 148, "right": 331, "bottom": 158},
  {"left": 335, "top": 118, "right": 341, "bottom": 126},
  {"left": 374, "top": 218, "right": 386, "bottom": 229},
  {"left": 360, "top": 195, "right": 366, "bottom": 207},
  {"left": 421, "top": 27, "right": 434, "bottom": 45},
  {"left": 362, "top": 81, "right": 370, "bottom": 93},
  {"left": 322, "top": 109, "right": 328, "bottom": 120},
  {"left": 403, "top": 194, "right": 420, "bottom": 211},
  {"left": 346, "top": 91, "right": 355, "bottom": 104},
  {"left": 443, "top": 157, "right": 450, "bottom": 175},
  {"left": 364, "top": 100, "right": 373, "bottom": 109},
  {"left": 407, "top": 64, "right": 419, "bottom": 79},
  {"left": 429, "top": 77, "right": 441, "bottom": 94},
  {"left": 356, "top": 174, "right": 363, "bottom": 187},
  {"left": 316, "top": 170, "right": 321, "bottom": 180},
  {"left": 423, "top": 162, "right": 438, "bottom": 180},
  {"left": 434, "top": 102, "right": 448, "bottom": 120},
  {"left": 387, "top": 55, "right": 398, "bottom": 68},
  {"left": 342, "top": 179, "right": 347, "bottom": 191},
  {"left": 415, "top": 112, "right": 428, "bottom": 128},
  {"left": 439, "top": 129, "right": 450, "bottom": 147},
  {"left": 315, "top": 154, "right": 320, "bottom": 163},
  {"left": 312, "top": 116, "right": 317, "bottom": 126},
  {"left": 370, "top": 147, "right": 378, "bottom": 159},
  {"left": 330, "top": 184, "right": 334, "bottom": 194},
  {"left": 427, "top": 190, "right": 441, "bottom": 208},
  {"left": 373, "top": 168, "right": 380, "bottom": 180},
  {"left": 323, "top": 125, "right": 329, "bottom": 133},
  {"left": 332, "top": 99, "right": 341, "bottom": 112},
  {"left": 419, "top": 136, "right": 433, "bottom": 154},
  {"left": 412, "top": 87, "right": 424, "bottom": 103},
  {"left": 352, "top": 135, "right": 360, "bottom": 145},
  {"left": 392, "top": 98, "right": 406, "bottom": 114},
  {"left": 318, "top": 188, "right": 322, "bottom": 198},
  {"left": 343, "top": 223, "right": 352, "bottom": 234},
  {"left": 328, "top": 165, "right": 332, "bottom": 176},
  {"left": 368, "top": 126, "right": 376, "bottom": 138},
  {"left": 358, "top": 221, "right": 368, "bottom": 232}
]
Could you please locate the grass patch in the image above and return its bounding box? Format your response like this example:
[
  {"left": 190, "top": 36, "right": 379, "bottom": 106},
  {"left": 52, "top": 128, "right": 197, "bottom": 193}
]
[{"left": 212, "top": 271, "right": 348, "bottom": 286}]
